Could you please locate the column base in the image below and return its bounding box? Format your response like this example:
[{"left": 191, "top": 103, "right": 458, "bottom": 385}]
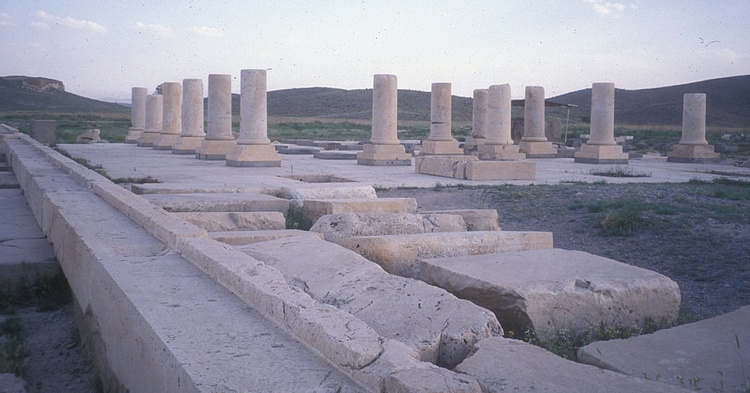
[
  {"left": 667, "top": 144, "right": 721, "bottom": 163},
  {"left": 415, "top": 155, "right": 535, "bottom": 180},
  {"left": 477, "top": 144, "right": 526, "bottom": 160},
  {"left": 574, "top": 144, "right": 629, "bottom": 164},
  {"left": 420, "top": 140, "right": 463, "bottom": 155},
  {"left": 519, "top": 141, "right": 557, "bottom": 158},
  {"left": 136, "top": 131, "right": 160, "bottom": 147},
  {"left": 357, "top": 144, "right": 412, "bottom": 166},
  {"left": 125, "top": 127, "right": 143, "bottom": 144},
  {"left": 225, "top": 144, "right": 282, "bottom": 167},
  {"left": 463, "top": 137, "right": 486, "bottom": 154},
  {"left": 196, "top": 139, "right": 237, "bottom": 160},
  {"left": 172, "top": 136, "right": 205, "bottom": 155},
  {"left": 152, "top": 134, "right": 180, "bottom": 150}
]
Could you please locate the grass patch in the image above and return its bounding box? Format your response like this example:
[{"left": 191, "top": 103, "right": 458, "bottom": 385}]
[
  {"left": 0, "top": 270, "right": 73, "bottom": 314},
  {"left": 590, "top": 166, "right": 652, "bottom": 178},
  {"left": 0, "top": 317, "right": 27, "bottom": 376},
  {"left": 0, "top": 184, "right": 20, "bottom": 189},
  {"left": 112, "top": 176, "right": 160, "bottom": 184}
]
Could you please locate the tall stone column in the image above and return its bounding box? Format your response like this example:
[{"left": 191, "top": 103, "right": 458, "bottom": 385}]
[
  {"left": 125, "top": 87, "right": 147, "bottom": 143},
  {"left": 477, "top": 84, "right": 526, "bottom": 160},
  {"left": 225, "top": 69, "right": 281, "bottom": 167},
  {"left": 197, "top": 74, "right": 236, "bottom": 160},
  {"left": 137, "top": 94, "right": 163, "bottom": 147},
  {"left": 153, "top": 82, "right": 182, "bottom": 150},
  {"left": 172, "top": 79, "right": 206, "bottom": 154},
  {"left": 357, "top": 74, "right": 412, "bottom": 166},
  {"left": 574, "top": 83, "right": 629, "bottom": 164},
  {"left": 519, "top": 86, "right": 557, "bottom": 158},
  {"left": 421, "top": 82, "right": 461, "bottom": 155},
  {"left": 668, "top": 93, "right": 720, "bottom": 162},
  {"left": 463, "top": 89, "right": 488, "bottom": 154}
]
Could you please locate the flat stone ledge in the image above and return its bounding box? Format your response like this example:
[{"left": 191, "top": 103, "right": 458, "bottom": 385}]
[
  {"left": 310, "top": 212, "right": 468, "bottom": 243},
  {"left": 173, "top": 211, "right": 286, "bottom": 231},
  {"left": 338, "top": 231, "right": 553, "bottom": 278},
  {"left": 578, "top": 305, "right": 750, "bottom": 392},
  {"left": 420, "top": 209, "right": 501, "bottom": 231},
  {"left": 142, "top": 192, "right": 289, "bottom": 213},
  {"left": 455, "top": 337, "right": 689, "bottom": 393},
  {"left": 209, "top": 229, "right": 322, "bottom": 245},
  {"left": 303, "top": 198, "right": 418, "bottom": 227},
  {"left": 419, "top": 249, "right": 681, "bottom": 342},
  {"left": 314, "top": 150, "right": 359, "bottom": 160}
]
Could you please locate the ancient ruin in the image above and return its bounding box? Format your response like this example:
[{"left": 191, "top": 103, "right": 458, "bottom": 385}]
[
  {"left": 574, "top": 82, "right": 629, "bottom": 164},
  {"left": 136, "top": 94, "right": 163, "bottom": 147},
  {"left": 196, "top": 74, "right": 236, "bottom": 160},
  {"left": 477, "top": 84, "right": 526, "bottom": 160},
  {"left": 419, "top": 83, "right": 462, "bottom": 155},
  {"left": 667, "top": 93, "right": 721, "bottom": 163},
  {"left": 171, "top": 79, "right": 206, "bottom": 154},
  {"left": 152, "top": 82, "right": 183, "bottom": 150},
  {"left": 357, "top": 74, "right": 412, "bottom": 166},
  {"left": 519, "top": 86, "right": 557, "bottom": 158},
  {"left": 124, "top": 87, "right": 147, "bottom": 143}
]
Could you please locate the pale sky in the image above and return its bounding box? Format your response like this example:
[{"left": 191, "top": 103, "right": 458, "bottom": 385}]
[{"left": 1, "top": 0, "right": 748, "bottom": 101}]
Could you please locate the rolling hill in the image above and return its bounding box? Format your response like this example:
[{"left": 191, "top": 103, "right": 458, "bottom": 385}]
[{"left": 0, "top": 76, "right": 130, "bottom": 113}]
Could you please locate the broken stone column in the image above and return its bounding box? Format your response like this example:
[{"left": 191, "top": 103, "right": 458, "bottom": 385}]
[
  {"left": 172, "top": 79, "right": 206, "bottom": 154},
  {"left": 357, "top": 74, "right": 412, "bottom": 166},
  {"left": 574, "top": 83, "right": 629, "bottom": 164},
  {"left": 153, "top": 82, "right": 182, "bottom": 150},
  {"left": 519, "top": 86, "right": 557, "bottom": 158},
  {"left": 196, "top": 74, "right": 237, "bottom": 160},
  {"left": 137, "top": 94, "right": 163, "bottom": 147},
  {"left": 463, "top": 89, "right": 488, "bottom": 154},
  {"left": 667, "top": 93, "right": 720, "bottom": 163},
  {"left": 478, "top": 84, "right": 525, "bottom": 160},
  {"left": 225, "top": 69, "right": 281, "bottom": 167},
  {"left": 420, "top": 82, "right": 462, "bottom": 155},
  {"left": 125, "top": 87, "right": 147, "bottom": 143}
]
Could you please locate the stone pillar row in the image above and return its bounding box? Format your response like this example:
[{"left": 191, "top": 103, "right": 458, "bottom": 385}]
[
  {"left": 574, "top": 83, "right": 629, "bottom": 164},
  {"left": 667, "top": 93, "right": 720, "bottom": 163}
]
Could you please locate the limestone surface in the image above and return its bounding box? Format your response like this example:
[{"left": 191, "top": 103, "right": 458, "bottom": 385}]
[
  {"left": 420, "top": 209, "right": 501, "bottom": 231},
  {"left": 579, "top": 305, "right": 750, "bottom": 392},
  {"left": 302, "top": 198, "right": 418, "bottom": 227},
  {"left": 172, "top": 211, "right": 286, "bottom": 231},
  {"left": 419, "top": 249, "right": 681, "bottom": 342},
  {"left": 309, "top": 212, "right": 467, "bottom": 243},
  {"left": 142, "top": 192, "right": 289, "bottom": 213}
]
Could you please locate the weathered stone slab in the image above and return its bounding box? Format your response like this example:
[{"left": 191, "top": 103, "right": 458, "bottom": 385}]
[
  {"left": 238, "top": 236, "right": 502, "bottom": 368},
  {"left": 415, "top": 155, "right": 476, "bottom": 178},
  {"left": 579, "top": 305, "right": 750, "bottom": 392},
  {"left": 142, "top": 192, "right": 289, "bottom": 213},
  {"left": 302, "top": 198, "right": 417, "bottom": 227},
  {"left": 172, "top": 211, "right": 285, "bottom": 231},
  {"left": 279, "top": 185, "right": 377, "bottom": 201},
  {"left": 455, "top": 337, "right": 689, "bottom": 393},
  {"left": 313, "top": 150, "right": 359, "bottom": 160},
  {"left": 309, "top": 212, "right": 467, "bottom": 243},
  {"left": 421, "top": 209, "right": 501, "bottom": 231},
  {"left": 338, "top": 231, "right": 553, "bottom": 278},
  {"left": 208, "top": 229, "right": 322, "bottom": 245},
  {"left": 465, "top": 160, "right": 536, "bottom": 181},
  {"left": 131, "top": 183, "right": 274, "bottom": 195},
  {"left": 420, "top": 213, "right": 467, "bottom": 233},
  {"left": 419, "top": 249, "right": 680, "bottom": 342}
]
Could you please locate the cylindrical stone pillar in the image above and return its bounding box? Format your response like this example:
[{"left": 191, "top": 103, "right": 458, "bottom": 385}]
[
  {"left": 131, "top": 87, "right": 147, "bottom": 130},
  {"left": 522, "top": 86, "right": 547, "bottom": 142},
  {"left": 207, "top": 74, "right": 234, "bottom": 140},
  {"left": 145, "top": 95, "right": 163, "bottom": 132},
  {"left": 161, "top": 82, "right": 182, "bottom": 136},
  {"left": 679, "top": 93, "right": 708, "bottom": 145},
  {"left": 428, "top": 82, "right": 452, "bottom": 141},
  {"left": 237, "top": 69, "right": 269, "bottom": 145},
  {"left": 179, "top": 79, "right": 204, "bottom": 137},
  {"left": 471, "top": 89, "right": 489, "bottom": 140},
  {"left": 487, "top": 84, "right": 513, "bottom": 145},
  {"left": 588, "top": 82, "right": 616, "bottom": 146},
  {"left": 370, "top": 74, "right": 399, "bottom": 145}
]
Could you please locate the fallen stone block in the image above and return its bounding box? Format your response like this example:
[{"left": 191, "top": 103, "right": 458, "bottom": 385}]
[
  {"left": 142, "top": 192, "right": 289, "bottom": 213},
  {"left": 421, "top": 209, "right": 501, "bottom": 231},
  {"left": 338, "top": 231, "right": 553, "bottom": 278},
  {"left": 278, "top": 184, "right": 377, "bottom": 201},
  {"left": 309, "top": 212, "right": 467, "bottom": 243},
  {"left": 455, "top": 337, "right": 689, "bottom": 392},
  {"left": 302, "top": 198, "right": 417, "bottom": 228},
  {"left": 578, "top": 305, "right": 750, "bottom": 392},
  {"left": 173, "top": 211, "right": 286, "bottom": 231},
  {"left": 238, "top": 236, "right": 502, "bottom": 368},
  {"left": 209, "top": 229, "right": 322, "bottom": 245},
  {"left": 419, "top": 249, "right": 681, "bottom": 342},
  {"left": 464, "top": 160, "right": 536, "bottom": 181},
  {"left": 314, "top": 150, "right": 358, "bottom": 160},
  {"left": 415, "top": 155, "right": 476, "bottom": 179}
]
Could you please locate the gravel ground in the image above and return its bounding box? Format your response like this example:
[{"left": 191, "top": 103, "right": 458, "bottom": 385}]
[{"left": 379, "top": 180, "right": 750, "bottom": 320}]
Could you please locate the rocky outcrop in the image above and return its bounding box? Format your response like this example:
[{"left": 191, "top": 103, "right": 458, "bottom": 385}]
[{"left": 1, "top": 76, "right": 65, "bottom": 92}]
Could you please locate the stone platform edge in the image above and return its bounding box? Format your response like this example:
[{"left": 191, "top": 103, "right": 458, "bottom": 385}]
[{"left": 1, "top": 134, "right": 482, "bottom": 392}]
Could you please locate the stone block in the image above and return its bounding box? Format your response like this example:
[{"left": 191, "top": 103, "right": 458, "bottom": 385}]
[
  {"left": 421, "top": 213, "right": 467, "bottom": 233},
  {"left": 302, "top": 198, "right": 417, "bottom": 227},
  {"left": 578, "top": 305, "right": 750, "bottom": 392},
  {"left": 209, "top": 229, "right": 322, "bottom": 245},
  {"left": 476, "top": 144, "right": 526, "bottom": 160},
  {"left": 419, "top": 249, "right": 680, "bottom": 342},
  {"left": 151, "top": 134, "right": 180, "bottom": 150},
  {"left": 518, "top": 140, "right": 556, "bottom": 158},
  {"left": 238, "top": 236, "right": 502, "bottom": 368},
  {"left": 277, "top": 146, "right": 322, "bottom": 154},
  {"left": 310, "top": 212, "right": 427, "bottom": 242},
  {"left": 313, "top": 150, "right": 358, "bottom": 160},
  {"left": 172, "top": 211, "right": 286, "bottom": 231},
  {"left": 419, "top": 140, "right": 463, "bottom": 155},
  {"left": 415, "top": 155, "right": 475, "bottom": 178},
  {"left": 455, "top": 337, "right": 689, "bottom": 393},
  {"left": 465, "top": 160, "right": 536, "bottom": 180},
  {"left": 385, "top": 367, "right": 482, "bottom": 393},
  {"left": 357, "top": 144, "right": 412, "bottom": 166},
  {"left": 279, "top": 185, "right": 376, "bottom": 201},
  {"left": 421, "top": 209, "right": 501, "bottom": 231},
  {"left": 574, "top": 144, "right": 629, "bottom": 164},
  {"left": 195, "top": 139, "right": 236, "bottom": 160},
  {"left": 141, "top": 192, "right": 289, "bottom": 213},
  {"left": 225, "top": 144, "right": 282, "bottom": 167},
  {"left": 666, "top": 144, "right": 721, "bottom": 163},
  {"left": 337, "top": 231, "right": 553, "bottom": 279},
  {"left": 171, "top": 136, "right": 204, "bottom": 155}
]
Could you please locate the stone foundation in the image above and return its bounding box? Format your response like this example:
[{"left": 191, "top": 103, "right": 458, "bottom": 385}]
[
  {"left": 415, "top": 155, "right": 535, "bottom": 180},
  {"left": 195, "top": 139, "right": 236, "bottom": 160},
  {"left": 356, "top": 144, "right": 412, "bottom": 166},
  {"left": 225, "top": 144, "right": 282, "bottom": 167},
  {"left": 574, "top": 144, "right": 629, "bottom": 164},
  {"left": 171, "top": 136, "right": 204, "bottom": 155},
  {"left": 518, "top": 140, "right": 557, "bottom": 158},
  {"left": 420, "top": 140, "right": 463, "bottom": 155},
  {"left": 667, "top": 144, "right": 721, "bottom": 163},
  {"left": 476, "top": 144, "right": 526, "bottom": 160}
]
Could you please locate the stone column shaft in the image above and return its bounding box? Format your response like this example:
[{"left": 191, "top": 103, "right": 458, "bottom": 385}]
[
  {"left": 237, "top": 69, "right": 269, "bottom": 145},
  {"left": 680, "top": 93, "right": 708, "bottom": 145},
  {"left": 161, "top": 82, "right": 182, "bottom": 135},
  {"left": 125, "top": 87, "right": 148, "bottom": 143},
  {"left": 180, "top": 79, "right": 204, "bottom": 137},
  {"left": 429, "top": 82, "right": 452, "bottom": 141},
  {"left": 207, "top": 74, "right": 234, "bottom": 141},
  {"left": 137, "top": 94, "right": 163, "bottom": 147},
  {"left": 472, "top": 89, "right": 489, "bottom": 140},
  {"left": 588, "top": 83, "right": 616, "bottom": 145},
  {"left": 370, "top": 74, "right": 399, "bottom": 145},
  {"left": 522, "top": 86, "right": 547, "bottom": 142},
  {"left": 487, "top": 84, "right": 513, "bottom": 145}
]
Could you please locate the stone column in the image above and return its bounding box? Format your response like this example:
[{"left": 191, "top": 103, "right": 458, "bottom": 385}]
[
  {"left": 357, "top": 74, "right": 412, "bottom": 166},
  {"left": 421, "top": 82, "right": 461, "bottom": 155},
  {"left": 172, "top": 79, "right": 206, "bottom": 154},
  {"left": 478, "top": 84, "right": 525, "bottom": 160},
  {"left": 463, "top": 89, "right": 488, "bottom": 154},
  {"left": 137, "top": 94, "right": 163, "bottom": 147},
  {"left": 668, "top": 93, "right": 720, "bottom": 162},
  {"left": 225, "top": 69, "right": 281, "bottom": 167},
  {"left": 125, "top": 87, "right": 147, "bottom": 143},
  {"left": 153, "top": 82, "right": 182, "bottom": 150},
  {"left": 574, "top": 83, "right": 629, "bottom": 164},
  {"left": 196, "top": 74, "right": 236, "bottom": 160},
  {"left": 519, "top": 86, "right": 557, "bottom": 158}
]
